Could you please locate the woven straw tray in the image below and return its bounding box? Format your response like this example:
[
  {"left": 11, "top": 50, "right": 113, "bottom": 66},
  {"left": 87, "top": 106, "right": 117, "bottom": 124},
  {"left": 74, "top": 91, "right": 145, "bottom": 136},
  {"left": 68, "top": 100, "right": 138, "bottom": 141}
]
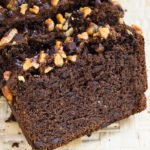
[{"left": 0, "top": 0, "right": 150, "bottom": 149}]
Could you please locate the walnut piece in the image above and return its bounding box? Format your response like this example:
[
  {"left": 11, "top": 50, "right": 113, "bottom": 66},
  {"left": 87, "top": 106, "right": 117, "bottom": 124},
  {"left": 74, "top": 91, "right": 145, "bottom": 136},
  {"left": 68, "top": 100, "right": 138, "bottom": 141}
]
[
  {"left": 44, "top": 66, "right": 53, "bottom": 74},
  {"left": 3, "top": 71, "right": 12, "bottom": 81},
  {"left": 68, "top": 55, "right": 78, "bottom": 62},
  {"left": 51, "top": 0, "right": 60, "bottom": 6},
  {"left": 0, "top": 28, "right": 18, "bottom": 47},
  {"left": 56, "top": 13, "right": 66, "bottom": 24},
  {"left": 65, "top": 27, "right": 74, "bottom": 37},
  {"left": 18, "top": 76, "right": 25, "bottom": 82},
  {"left": 20, "top": 3, "right": 28, "bottom": 15},
  {"left": 132, "top": 24, "right": 143, "bottom": 35},
  {"left": 54, "top": 53, "right": 64, "bottom": 67},
  {"left": 23, "top": 58, "right": 33, "bottom": 71},
  {"left": 29, "top": 5, "right": 39, "bottom": 14},
  {"left": 56, "top": 24, "right": 63, "bottom": 30},
  {"left": 45, "top": 18, "right": 55, "bottom": 32},
  {"left": 80, "top": 7, "right": 92, "bottom": 18},
  {"left": 99, "top": 26, "right": 110, "bottom": 39},
  {"left": 78, "top": 32, "right": 89, "bottom": 40},
  {"left": 86, "top": 23, "right": 98, "bottom": 35},
  {"left": 2, "top": 86, "right": 13, "bottom": 103},
  {"left": 39, "top": 51, "right": 47, "bottom": 64}
]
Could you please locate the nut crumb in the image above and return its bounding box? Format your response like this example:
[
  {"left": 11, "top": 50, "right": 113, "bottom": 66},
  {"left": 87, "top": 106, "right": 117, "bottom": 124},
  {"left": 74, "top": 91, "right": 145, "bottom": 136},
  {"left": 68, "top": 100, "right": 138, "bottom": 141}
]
[
  {"left": 29, "top": 5, "right": 39, "bottom": 14},
  {"left": 131, "top": 24, "right": 143, "bottom": 35},
  {"left": 18, "top": 76, "right": 25, "bottom": 82},
  {"left": 0, "top": 28, "right": 18, "bottom": 47},
  {"left": 86, "top": 23, "right": 98, "bottom": 35},
  {"left": 23, "top": 58, "right": 33, "bottom": 71},
  {"left": 126, "top": 29, "right": 133, "bottom": 35},
  {"left": 44, "top": 66, "right": 53, "bottom": 73},
  {"left": 119, "top": 18, "right": 124, "bottom": 24},
  {"left": 3, "top": 71, "right": 12, "bottom": 81},
  {"left": 78, "top": 32, "right": 89, "bottom": 40},
  {"left": 39, "top": 51, "right": 47, "bottom": 64},
  {"left": 99, "top": 26, "right": 110, "bottom": 39},
  {"left": 32, "top": 61, "right": 40, "bottom": 69},
  {"left": 68, "top": 55, "right": 78, "bottom": 62},
  {"left": 54, "top": 53, "right": 64, "bottom": 67},
  {"left": 65, "top": 12, "right": 72, "bottom": 18},
  {"left": 80, "top": 7, "right": 92, "bottom": 18},
  {"left": 65, "top": 27, "right": 74, "bottom": 37},
  {"left": 2, "top": 86, "right": 13, "bottom": 103},
  {"left": 51, "top": 0, "right": 60, "bottom": 6},
  {"left": 56, "top": 13, "right": 66, "bottom": 24},
  {"left": 63, "top": 20, "right": 69, "bottom": 31},
  {"left": 56, "top": 24, "right": 63, "bottom": 30},
  {"left": 45, "top": 18, "right": 55, "bottom": 32},
  {"left": 55, "top": 41, "right": 63, "bottom": 50},
  {"left": 20, "top": 3, "right": 28, "bottom": 15}
]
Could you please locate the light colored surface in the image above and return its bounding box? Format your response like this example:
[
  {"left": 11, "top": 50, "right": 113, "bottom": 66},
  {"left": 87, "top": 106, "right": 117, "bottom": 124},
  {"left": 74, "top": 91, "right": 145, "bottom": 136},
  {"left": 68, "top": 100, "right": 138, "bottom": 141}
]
[{"left": 0, "top": 0, "right": 150, "bottom": 149}]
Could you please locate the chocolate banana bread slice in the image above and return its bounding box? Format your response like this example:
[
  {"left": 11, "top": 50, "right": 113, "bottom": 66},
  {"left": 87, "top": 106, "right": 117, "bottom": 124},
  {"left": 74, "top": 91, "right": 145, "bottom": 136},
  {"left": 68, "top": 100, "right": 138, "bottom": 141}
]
[
  {"left": 0, "top": 1, "right": 147, "bottom": 150},
  {"left": 1, "top": 24, "right": 147, "bottom": 149}
]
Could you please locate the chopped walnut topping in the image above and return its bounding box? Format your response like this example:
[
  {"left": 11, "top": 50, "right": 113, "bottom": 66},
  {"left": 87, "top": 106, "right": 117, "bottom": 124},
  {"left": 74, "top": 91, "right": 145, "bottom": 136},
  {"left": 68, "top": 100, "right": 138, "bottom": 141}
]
[
  {"left": 44, "top": 66, "right": 53, "bottom": 74},
  {"left": 2, "top": 86, "right": 13, "bottom": 103},
  {"left": 80, "top": 7, "right": 92, "bottom": 18},
  {"left": 7, "top": 0, "right": 17, "bottom": 10},
  {"left": 18, "top": 76, "right": 25, "bottom": 82},
  {"left": 65, "top": 27, "right": 74, "bottom": 37},
  {"left": 20, "top": 3, "right": 28, "bottom": 15},
  {"left": 23, "top": 58, "right": 33, "bottom": 71},
  {"left": 55, "top": 41, "right": 63, "bottom": 50},
  {"left": 56, "top": 13, "right": 66, "bottom": 24},
  {"left": 39, "top": 51, "right": 47, "bottom": 64},
  {"left": 54, "top": 53, "right": 64, "bottom": 67},
  {"left": 29, "top": 5, "right": 39, "bottom": 14},
  {"left": 86, "top": 23, "right": 98, "bottom": 35},
  {"left": 98, "top": 26, "right": 110, "bottom": 39},
  {"left": 68, "top": 55, "right": 78, "bottom": 62},
  {"left": 65, "top": 37, "right": 74, "bottom": 43},
  {"left": 63, "top": 20, "right": 69, "bottom": 31},
  {"left": 119, "top": 18, "right": 124, "bottom": 24},
  {"left": 65, "top": 12, "right": 72, "bottom": 18},
  {"left": 0, "top": 28, "right": 18, "bottom": 47},
  {"left": 59, "top": 50, "right": 67, "bottom": 59},
  {"left": 32, "top": 61, "right": 40, "bottom": 69},
  {"left": 51, "top": 0, "right": 60, "bottom": 6},
  {"left": 0, "top": 5, "right": 3, "bottom": 9},
  {"left": 45, "top": 18, "right": 55, "bottom": 32},
  {"left": 78, "top": 32, "right": 89, "bottom": 40},
  {"left": 126, "top": 29, "right": 133, "bottom": 35},
  {"left": 3, "top": 71, "right": 12, "bottom": 81},
  {"left": 56, "top": 24, "right": 63, "bottom": 30},
  {"left": 132, "top": 24, "right": 143, "bottom": 35}
]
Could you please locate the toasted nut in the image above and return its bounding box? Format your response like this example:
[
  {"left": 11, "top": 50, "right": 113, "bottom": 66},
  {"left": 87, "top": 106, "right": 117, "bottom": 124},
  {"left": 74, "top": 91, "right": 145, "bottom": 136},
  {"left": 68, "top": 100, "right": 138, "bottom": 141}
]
[
  {"left": 56, "top": 13, "right": 66, "bottom": 24},
  {"left": 99, "top": 27, "right": 110, "bottom": 39},
  {"left": 119, "top": 18, "right": 124, "bottom": 24},
  {"left": 56, "top": 24, "right": 63, "bottom": 30},
  {"left": 32, "top": 61, "right": 40, "bottom": 69},
  {"left": 126, "top": 29, "right": 133, "bottom": 35},
  {"left": 45, "top": 18, "right": 55, "bottom": 32},
  {"left": 29, "top": 5, "right": 39, "bottom": 14},
  {"left": 65, "top": 12, "right": 72, "bottom": 18},
  {"left": 7, "top": 0, "right": 17, "bottom": 10},
  {"left": 80, "top": 7, "right": 92, "bottom": 18},
  {"left": 63, "top": 20, "right": 69, "bottom": 31},
  {"left": 20, "top": 3, "right": 28, "bottom": 15},
  {"left": 65, "top": 27, "right": 74, "bottom": 37},
  {"left": 3, "top": 71, "right": 12, "bottom": 81},
  {"left": 59, "top": 50, "right": 67, "bottom": 59},
  {"left": 87, "top": 23, "right": 98, "bottom": 35},
  {"left": 54, "top": 53, "right": 64, "bottom": 67},
  {"left": 39, "top": 51, "right": 47, "bottom": 64},
  {"left": 64, "top": 37, "right": 74, "bottom": 43},
  {"left": 2, "top": 86, "right": 13, "bottom": 103},
  {"left": 0, "top": 5, "right": 3, "bottom": 9},
  {"left": 51, "top": 0, "right": 60, "bottom": 6},
  {"left": 0, "top": 28, "right": 18, "bottom": 47},
  {"left": 55, "top": 41, "right": 63, "bottom": 50},
  {"left": 44, "top": 66, "right": 53, "bottom": 73},
  {"left": 68, "top": 55, "right": 78, "bottom": 62},
  {"left": 18, "top": 76, "right": 25, "bottom": 82},
  {"left": 23, "top": 58, "right": 33, "bottom": 71},
  {"left": 132, "top": 24, "right": 143, "bottom": 35},
  {"left": 78, "top": 32, "right": 89, "bottom": 40}
]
